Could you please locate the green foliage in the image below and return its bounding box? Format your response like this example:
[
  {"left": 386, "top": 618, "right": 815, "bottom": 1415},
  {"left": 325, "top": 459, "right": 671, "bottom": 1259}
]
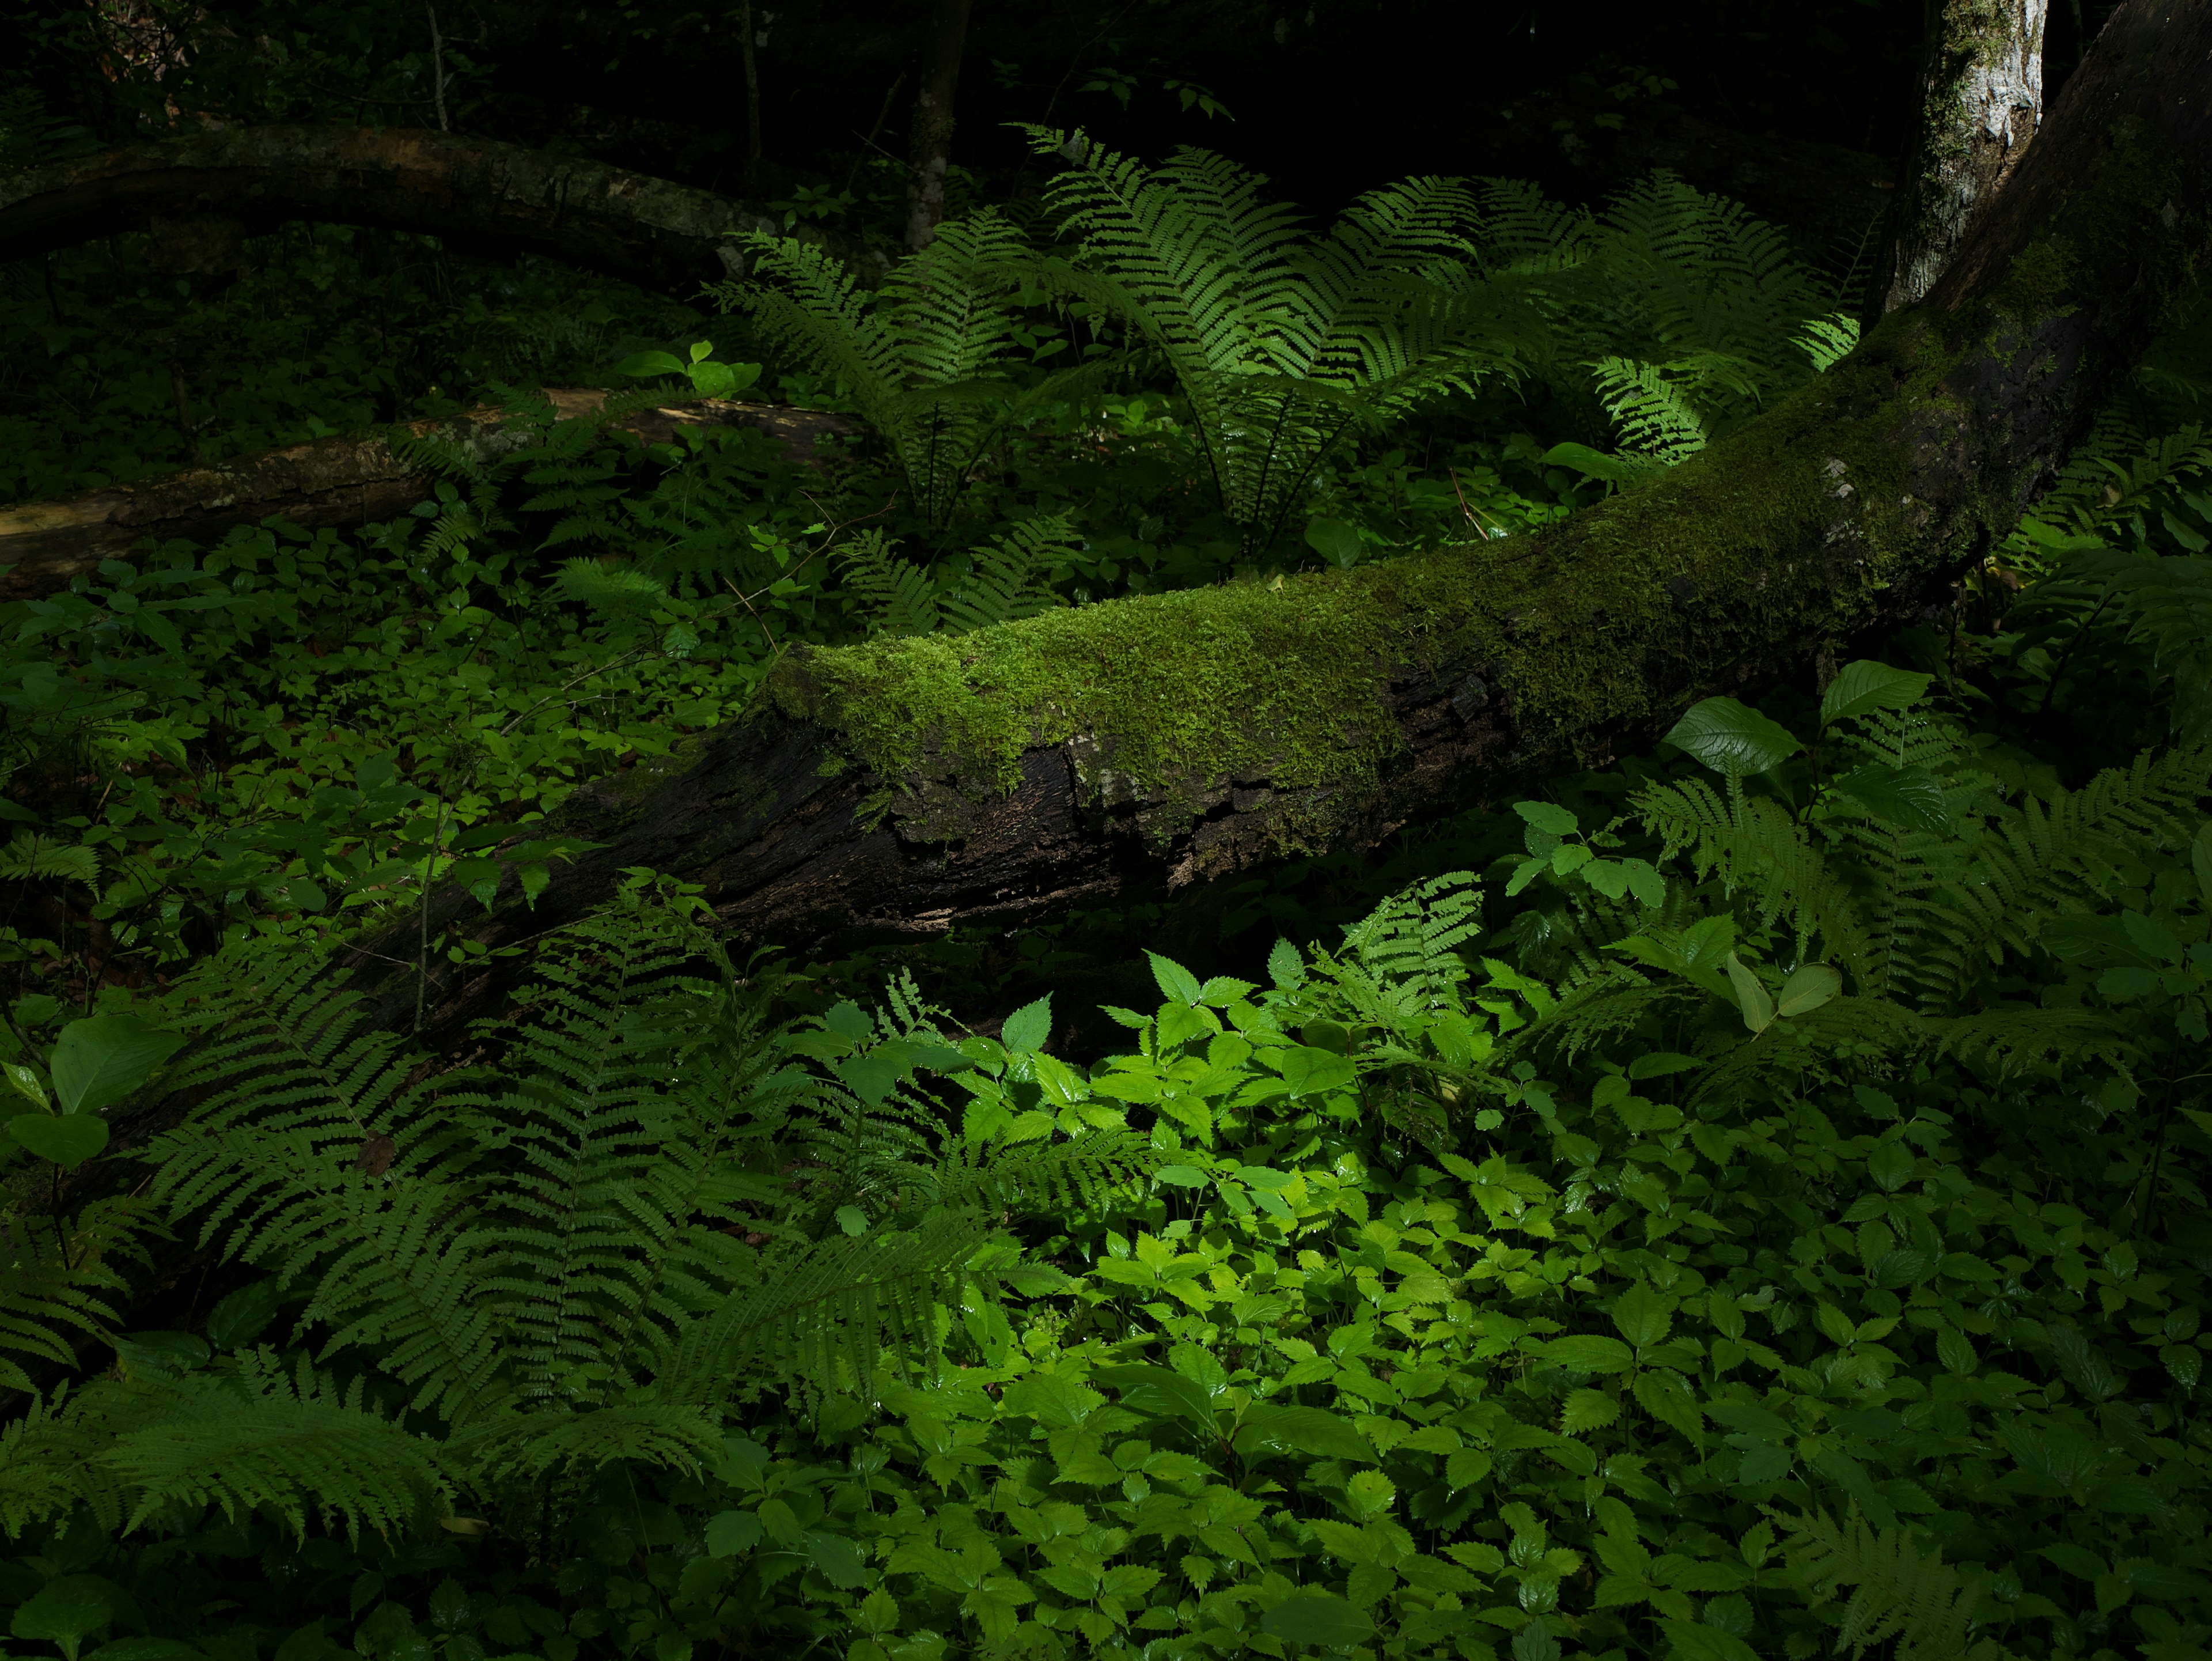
[
  {"left": 1027, "top": 132, "right": 1530, "bottom": 554},
  {"left": 838, "top": 514, "right": 1079, "bottom": 638},
  {"left": 722, "top": 213, "right": 1101, "bottom": 528},
  {"left": 9, "top": 653, "right": 2212, "bottom": 1656}
]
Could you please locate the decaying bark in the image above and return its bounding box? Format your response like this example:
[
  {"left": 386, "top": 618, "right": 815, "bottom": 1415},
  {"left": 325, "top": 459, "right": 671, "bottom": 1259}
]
[
  {"left": 1876, "top": 0, "right": 2050, "bottom": 314},
  {"left": 904, "top": 0, "right": 974, "bottom": 251},
  {"left": 308, "top": 0, "right": 2212, "bottom": 1058},
  {"left": 0, "top": 125, "right": 888, "bottom": 293},
  {"left": 0, "top": 394, "right": 855, "bottom": 600}
]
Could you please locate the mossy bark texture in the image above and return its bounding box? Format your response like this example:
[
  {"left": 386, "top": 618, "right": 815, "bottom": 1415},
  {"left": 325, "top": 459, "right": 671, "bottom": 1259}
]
[
  {"left": 316, "top": 0, "right": 2212, "bottom": 1057},
  {"left": 0, "top": 126, "right": 885, "bottom": 293},
  {"left": 1878, "top": 0, "right": 2049, "bottom": 315}
]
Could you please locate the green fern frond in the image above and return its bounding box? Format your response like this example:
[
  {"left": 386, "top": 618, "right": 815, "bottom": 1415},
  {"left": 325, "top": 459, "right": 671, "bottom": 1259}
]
[
  {"left": 0, "top": 1199, "right": 162, "bottom": 1393},
  {"left": 670, "top": 1214, "right": 994, "bottom": 1410},
  {"left": 838, "top": 529, "right": 942, "bottom": 637},
  {"left": 0, "top": 1359, "right": 447, "bottom": 1541},
  {"left": 929, "top": 1130, "right": 1160, "bottom": 1216},
  {"left": 940, "top": 513, "right": 1076, "bottom": 633},
  {"left": 726, "top": 213, "right": 1033, "bottom": 525},
  {"left": 1779, "top": 1507, "right": 2000, "bottom": 1661},
  {"left": 445, "top": 1401, "right": 722, "bottom": 1488}
]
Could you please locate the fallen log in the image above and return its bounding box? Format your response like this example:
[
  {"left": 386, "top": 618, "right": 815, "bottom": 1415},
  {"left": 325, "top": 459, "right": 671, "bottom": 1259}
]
[
  {"left": 0, "top": 392, "right": 857, "bottom": 599},
  {"left": 305, "top": 0, "right": 2212, "bottom": 1055},
  {"left": 0, "top": 124, "right": 887, "bottom": 292}
]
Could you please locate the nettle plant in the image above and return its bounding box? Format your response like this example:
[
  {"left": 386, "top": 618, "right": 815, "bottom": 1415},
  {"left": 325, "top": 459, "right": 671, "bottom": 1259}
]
[{"left": 3, "top": 657, "right": 2210, "bottom": 1661}]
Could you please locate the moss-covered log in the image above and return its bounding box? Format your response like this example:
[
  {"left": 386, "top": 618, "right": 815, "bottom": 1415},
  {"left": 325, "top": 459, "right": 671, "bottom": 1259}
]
[
  {"left": 0, "top": 394, "right": 854, "bottom": 600},
  {"left": 0, "top": 125, "right": 885, "bottom": 292}
]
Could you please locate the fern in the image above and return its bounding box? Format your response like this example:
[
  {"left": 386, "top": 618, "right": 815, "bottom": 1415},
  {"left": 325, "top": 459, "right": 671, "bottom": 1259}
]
[
  {"left": 0, "top": 887, "right": 1112, "bottom": 1533},
  {"left": 0, "top": 1357, "right": 445, "bottom": 1540},
  {"left": 838, "top": 513, "right": 1075, "bottom": 638},
  {"left": 1028, "top": 133, "right": 1528, "bottom": 555},
  {"left": 723, "top": 213, "right": 1096, "bottom": 528},
  {"left": 1779, "top": 1508, "right": 2006, "bottom": 1661},
  {"left": 0, "top": 1200, "right": 161, "bottom": 1393}
]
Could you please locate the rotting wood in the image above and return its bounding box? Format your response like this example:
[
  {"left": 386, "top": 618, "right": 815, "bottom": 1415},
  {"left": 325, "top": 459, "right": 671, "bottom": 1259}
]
[
  {"left": 0, "top": 124, "right": 889, "bottom": 293},
  {"left": 0, "top": 392, "right": 856, "bottom": 599}
]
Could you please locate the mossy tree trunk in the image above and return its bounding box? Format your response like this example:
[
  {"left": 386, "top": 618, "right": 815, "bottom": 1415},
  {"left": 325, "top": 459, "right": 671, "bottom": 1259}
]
[
  {"left": 1874, "top": 0, "right": 2050, "bottom": 315},
  {"left": 321, "top": 0, "right": 2212, "bottom": 1059}
]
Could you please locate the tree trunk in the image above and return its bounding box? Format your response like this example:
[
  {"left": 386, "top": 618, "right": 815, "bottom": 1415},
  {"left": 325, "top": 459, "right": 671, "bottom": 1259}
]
[
  {"left": 1873, "top": 0, "right": 2050, "bottom": 315},
  {"left": 308, "top": 0, "right": 2212, "bottom": 1060},
  {"left": 0, "top": 395, "right": 855, "bottom": 600},
  {"left": 904, "top": 0, "right": 975, "bottom": 251},
  {"left": 0, "top": 126, "right": 888, "bottom": 295}
]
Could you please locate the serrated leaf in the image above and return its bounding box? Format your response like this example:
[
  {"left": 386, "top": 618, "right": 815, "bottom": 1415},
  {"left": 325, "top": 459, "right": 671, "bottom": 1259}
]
[
  {"left": 1260, "top": 1594, "right": 1374, "bottom": 1647},
  {"left": 1001, "top": 995, "right": 1052, "bottom": 1054}
]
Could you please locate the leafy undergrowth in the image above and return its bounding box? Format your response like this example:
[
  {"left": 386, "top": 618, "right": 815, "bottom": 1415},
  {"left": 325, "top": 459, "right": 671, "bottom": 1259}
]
[{"left": 4, "top": 667, "right": 2212, "bottom": 1661}]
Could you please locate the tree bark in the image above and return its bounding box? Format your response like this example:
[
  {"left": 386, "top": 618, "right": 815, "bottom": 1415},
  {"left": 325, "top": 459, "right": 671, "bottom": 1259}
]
[
  {"left": 312, "top": 0, "right": 2212, "bottom": 1059},
  {"left": 1874, "top": 0, "right": 2050, "bottom": 315},
  {"left": 0, "top": 125, "right": 888, "bottom": 294},
  {"left": 0, "top": 394, "right": 855, "bottom": 600},
  {"left": 904, "top": 0, "right": 975, "bottom": 251}
]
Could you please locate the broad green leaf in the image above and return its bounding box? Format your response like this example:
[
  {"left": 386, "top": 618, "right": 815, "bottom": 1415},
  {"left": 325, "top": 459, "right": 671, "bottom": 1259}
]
[
  {"left": 1154, "top": 1164, "right": 1209, "bottom": 1187},
  {"left": 1002, "top": 1373, "right": 1102, "bottom": 1428},
  {"left": 7, "top": 1112, "right": 108, "bottom": 1167},
  {"left": 1611, "top": 1282, "right": 1676, "bottom": 1348},
  {"left": 1819, "top": 660, "right": 1932, "bottom": 728},
  {"left": 806, "top": 1530, "right": 872, "bottom": 1588},
  {"left": 1096, "top": 1364, "right": 1217, "bottom": 1433},
  {"left": 704, "top": 1511, "right": 763, "bottom": 1557},
  {"left": 1542, "top": 1335, "right": 1634, "bottom": 1374},
  {"left": 1560, "top": 1388, "right": 1620, "bottom": 1435},
  {"left": 1663, "top": 698, "right": 1800, "bottom": 777},
  {"left": 1445, "top": 1448, "right": 1493, "bottom": 1489},
  {"left": 205, "top": 1279, "right": 284, "bottom": 1351},
  {"left": 1146, "top": 952, "right": 1204, "bottom": 1007},
  {"left": 2194, "top": 822, "right": 2212, "bottom": 910},
  {"left": 9, "top": 1575, "right": 122, "bottom": 1660},
  {"left": 3, "top": 1061, "right": 46, "bottom": 1110},
  {"left": 1277, "top": 1045, "right": 1355, "bottom": 1099},
  {"left": 617, "top": 350, "right": 689, "bottom": 377},
  {"left": 835, "top": 1205, "right": 869, "bottom": 1236},
  {"left": 1260, "top": 1594, "right": 1374, "bottom": 1648},
  {"left": 1302, "top": 516, "right": 1365, "bottom": 569},
  {"left": 1000, "top": 995, "right": 1052, "bottom": 1054},
  {"left": 1775, "top": 963, "right": 1842, "bottom": 1017},
  {"left": 1267, "top": 938, "right": 1306, "bottom": 989},
  {"left": 51, "top": 1014, "right": 185, "bottom": 1115},
  {"left": 1722, "top": 955, "right": 1774, "bottom": 1033},
  {"left": 1513, "top": 800, "right": 1578, "bottom": 837},
  {"left": 1233, "top": 1404, "right": 1374, "bottom": 1463},
  {"left": 1658, "top": 1618, "right": 1762, "bottom": 1661}
]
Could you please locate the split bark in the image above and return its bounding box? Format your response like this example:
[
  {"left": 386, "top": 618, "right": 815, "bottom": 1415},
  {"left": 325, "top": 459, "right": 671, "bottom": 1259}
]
[
  {"left": 0, "top": 394, "right": 856, "bottom": 600},
  {"left": 316, "top": 0, "right": 2212, "bottom": 1058},
  {"left": 904, "top": 0, "right": 975, "bottom": 251},
  {"left": 1875, "top": 0, "right": 2050, "bottom": 315},
  {"left": 0, "top": 125, "right": 888, "bottom": 294}
]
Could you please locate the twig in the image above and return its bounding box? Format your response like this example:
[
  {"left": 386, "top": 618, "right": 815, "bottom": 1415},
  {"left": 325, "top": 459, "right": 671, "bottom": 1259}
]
[
  {"left": 845, "top": 73, "right": 908, "bottom": 190},
  {"left": 426, "top": 2, "right": 450, "bottom": 132}
]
